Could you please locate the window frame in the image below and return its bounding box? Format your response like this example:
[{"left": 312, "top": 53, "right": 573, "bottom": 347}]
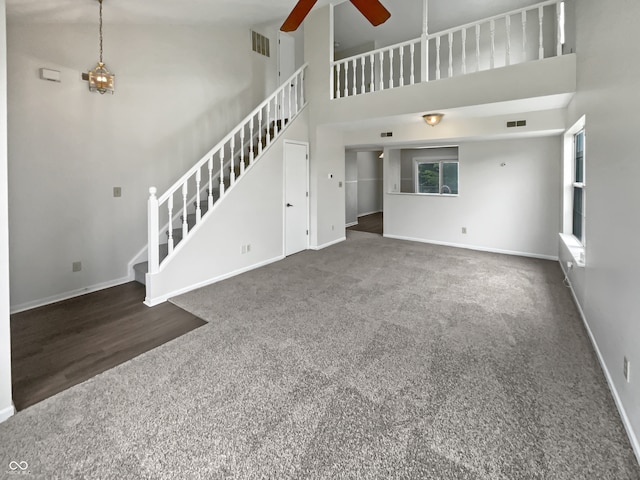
[
  {"left": 572, "top": 129, "right": 586, "bottom": 245},
  {"left": 413, "top": 158, "right": 459, "bottom": 196}
]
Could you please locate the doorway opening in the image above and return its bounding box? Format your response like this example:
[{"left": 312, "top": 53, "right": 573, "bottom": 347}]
[{"left": 345, "top": 149, "right": 384, "bottom": 235}]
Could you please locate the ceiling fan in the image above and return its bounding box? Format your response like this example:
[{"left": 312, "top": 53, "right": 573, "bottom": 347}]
[{"left": 281, "top": 0, "right": 391, "bottom": 32}]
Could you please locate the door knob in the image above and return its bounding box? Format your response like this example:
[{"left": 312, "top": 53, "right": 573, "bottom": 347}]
[{"left": 286, "top": 203, "right": 293, "bottom": 207}]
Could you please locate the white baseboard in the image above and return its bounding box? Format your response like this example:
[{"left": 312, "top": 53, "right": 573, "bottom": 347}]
[
  {"left": 310, "top": 237, "right": 346, "bottom": 251},
  {"left": 559, "top": 262, "right": 640, "bottom": 465},
  {"left": 383, "top": 234, "right": 558, "bottom": 261},
  {"left": 0, "top": 403, "right": 15, "bottom": 423},
  {"left": 345, "top": 221, "right": 358, "bottom": 228},
  {"left": 358, "top": 210, "right": 382, "bottom": 218},
  {"left": 145, "top": 255, "right": 286, "bottom": 307},
  {"left": 10, "top": 275, "right": 134, "bottom": 314}
]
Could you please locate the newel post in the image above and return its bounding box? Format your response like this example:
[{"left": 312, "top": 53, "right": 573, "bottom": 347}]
[{"left": 148, "top": 187, "right": 159, "bottom": 274}]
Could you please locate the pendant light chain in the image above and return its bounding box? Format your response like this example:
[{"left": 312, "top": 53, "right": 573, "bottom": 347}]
[{"left": 99, "top": 0, "right": 104, "bottom": 64}]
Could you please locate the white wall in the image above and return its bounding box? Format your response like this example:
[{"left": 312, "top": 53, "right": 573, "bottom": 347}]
[
  {"left": 0, "top": 0, "right": 14, "bottom": 423},
  {"left": 356, "top": 151, "right": 382, "bottom": 216},
  {"left": 145, "top": 109, "right": 309, "bottom": 305},
  {"left": 562, "top": 0, "right": 640, "bottom": 459},
  {"left": 385, "top": 136, "right": 561, "bottom": 259},
  {"left": 7, "top": 23, "right": 271, "bottom": 310}
]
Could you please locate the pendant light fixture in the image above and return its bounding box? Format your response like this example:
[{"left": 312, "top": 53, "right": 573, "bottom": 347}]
[{"left": 86, "top": 0, "right": 115, "bottom": 94}]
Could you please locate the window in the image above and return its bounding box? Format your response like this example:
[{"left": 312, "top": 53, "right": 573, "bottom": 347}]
[
  {"left": 416, "top": 161, "right": 459, "bottom": 195},
  {"left": 572, "top": 130, "right": 585, "bottom": 242}
]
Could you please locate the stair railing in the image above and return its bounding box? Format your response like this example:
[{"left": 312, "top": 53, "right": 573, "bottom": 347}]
[
  {"left": 332, "top": 0, "right": 565, "bottom": 98},
  {"left": 147, "top": 64, "right": 308, "bottom": 274}
]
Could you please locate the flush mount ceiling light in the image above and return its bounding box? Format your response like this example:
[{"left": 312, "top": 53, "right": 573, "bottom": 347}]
[
  {"left": 84, "top": 0, "right": 114, "bottom": 94},
  {"left": 423, "top": 113, "right": 444, "bottom": 127}
]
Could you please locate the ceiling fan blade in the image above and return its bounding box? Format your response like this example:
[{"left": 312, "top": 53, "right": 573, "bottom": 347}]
[
  {"left": 281, "top": 0, "right": 319, "bottom": 32},
  {"left": 349, "top": 0, "right": 391, "bottom": 27}
]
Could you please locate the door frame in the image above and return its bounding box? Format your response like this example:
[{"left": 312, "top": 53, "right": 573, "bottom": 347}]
[{"left": 283, "top": 140, "right": 310, "bottom": 256}]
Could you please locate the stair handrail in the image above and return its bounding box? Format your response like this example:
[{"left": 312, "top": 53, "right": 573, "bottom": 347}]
[{"left": 147, "top": 64, "right": 308, "bottom": 275}]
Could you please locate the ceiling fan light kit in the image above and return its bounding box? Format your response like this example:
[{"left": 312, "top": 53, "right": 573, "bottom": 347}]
[{"left": 281, "top": 0, "right": 391, "bottom": 32}]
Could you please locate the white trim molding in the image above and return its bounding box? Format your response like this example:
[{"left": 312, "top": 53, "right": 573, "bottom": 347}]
[
  {"left": 10, "top": 275, "right": 133, "bottom": 314},
  {"left": 559, "top": 261, "right": 640, "bottom": 464},
  {"left": 310, "top": 237, "right": 346, "bottom": 251},
  {"left": 0, "top": 403, "right": 15, "bottom": 423},
  {"left": 146, "top": 255, "right": 285, "bottom": 307},
  {"left": 383, "top": 234, "right": 558, "bottom": 261}
]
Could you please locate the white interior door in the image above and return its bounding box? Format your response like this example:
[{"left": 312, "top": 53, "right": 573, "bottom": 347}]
[
  {"left": 278, "top": 32, "right": 296, "bottom": 121},
  {"left": 285, "top": 142, "right": 309, "bottom": 256}
]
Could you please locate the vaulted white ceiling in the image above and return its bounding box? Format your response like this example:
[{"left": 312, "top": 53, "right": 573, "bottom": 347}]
[{"left": 5, "top": 0, "right": 333, "bottom": 26}]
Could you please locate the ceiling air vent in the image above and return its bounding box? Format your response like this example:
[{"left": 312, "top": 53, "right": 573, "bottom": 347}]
[
  {"left": 507, "top": 120, "right": 527, "bottom": 128},
  {"left": 380, "top": 132, "right": 393, "bottom": 137},
  {"left": 251, "top": 31, "right": 270, "bottom": 58}
]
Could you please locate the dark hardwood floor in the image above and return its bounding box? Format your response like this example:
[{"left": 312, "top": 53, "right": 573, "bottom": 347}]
[
  {"left": 10, "top": 282, "right": 206, "bottom": 411},
  {"left": 347, "top": 212, "right": 383, "bottom": 235}
]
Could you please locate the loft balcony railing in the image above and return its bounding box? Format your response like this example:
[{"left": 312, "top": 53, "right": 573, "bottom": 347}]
[{"left": 331, "top": 0, "right": 566, "bottom": 99}]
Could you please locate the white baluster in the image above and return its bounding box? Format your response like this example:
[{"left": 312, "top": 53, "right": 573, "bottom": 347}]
[
  {"left": 208, "top": 157, "right": 214, "bottom": 209},
  {"left": 461, "top": 28, "right": 467, "bottom": 74},
  {"left": 556, "top": 1, "right": 563, "bottom": 57},
  {"left": 294, "top": 75, "right": 299, "bottom": 114},
  {"left": 301, "top": 68, "right": 305, "bottom": 104},
  {"left": 352, "top": 58, "right": 357, "bottom": 96},
  {"left": 249, "top": 121, "right": 255, "bottom": 165},
  {"left": 399, "top": 46, "right": 405, "bottom": 86},
  {"left": 181, "top": 182, "right": 188, "bottom": 239},
  {"left": 370, "top": 54, "right": 375, "bottom": 92},
  {"left": 360, "top": 57, "right": 365, "bottom": 94},
  {"left": 219, "top": 149, "right": 225, "bottom": 196},
  {"left": 410, "top": 43, "right": 415, "bottom": 85},
  {"left": 167, "top": 194, "right": 174, "bottom": 254},
  {"left": 287, "top": 83, "right": 292, "bottom": 121},
  {"left": 281, "top": 88, "right": 286, "bottom": 128},
  {"left": 522, "top": 11, "right": 527, "bottom": 61},
  {"left": 195, "top": 169, "right": 202, "bottom": 222},
  {"left": 490, "top": 19, "right": 496, "bottom": 69},
  {"left": 389, "top": 49, "right": 394, "bottom": 88},
  {"left": 148, "top": 187, "right": 159, "bottom": 273},
  {"left": 258, "top": 109, "right": 263, "bottom": 155},
  {"left": 436, "top": 36, "right": 441, "bottom": 80},
  {"left": 336, "top": 63, "right": 341, "bottom": 99},
  {"left": 506, "top": 15, "right": 511, "bottom": 66},
  {"left": 240, "top": 128, "right": 245, "bottom": 175},
  {"left": 344, "top": 62, "right": 349, "bottom": 98},
  {"left": 539, "top": 6, "right": 544, "bottom": 60},
  {"left": 379, "top": 51, "right": 384, "bottom": 90},
  {"left": 475, "top": 24, "right": 481, "bottom": 72},
  {"left": 266, "top": 101, "right": 271, "bottom": 147},
  {"left": 230, "top": 137, "right": 235, "bottom": 185},
  {"left": 448, "top": 32, "right": 453, "bottom": 77}
]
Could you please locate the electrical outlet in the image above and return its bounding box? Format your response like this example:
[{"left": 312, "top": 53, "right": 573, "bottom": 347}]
[
  {"left": 246, "top": 244, "right": 251, "bottom": 253},
  {"left": 462, "top": 227, "right": 467, "bottom": 234},
  {"left": 331, "top": 225, "right": 334, "bottom": 231},
  {"left": 624, "top": 357, "right": 630, "bottom": 383},
  {"left": 113, "top": 187, "right": 122, "bottom": 197},
  {"left": 72, "top": 261, "right": 82, "bottom": 272}
]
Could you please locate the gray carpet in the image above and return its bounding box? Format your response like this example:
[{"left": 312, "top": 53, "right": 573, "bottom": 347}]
[{"left": 1, "top": 230, "right": 638, "bottom": 479}]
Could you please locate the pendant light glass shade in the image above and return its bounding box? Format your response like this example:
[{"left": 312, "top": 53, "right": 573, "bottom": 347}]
[{"left": 423, "top": 113, "right": 444, "bottom": 127}]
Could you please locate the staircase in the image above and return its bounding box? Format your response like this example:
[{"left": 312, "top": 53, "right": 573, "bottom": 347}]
[
  {"left": 134, "top": 65, "right": 307, "bottom": 301},
  {"left": 132, "top": 118, "right": 291, "bottom": 285}
]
